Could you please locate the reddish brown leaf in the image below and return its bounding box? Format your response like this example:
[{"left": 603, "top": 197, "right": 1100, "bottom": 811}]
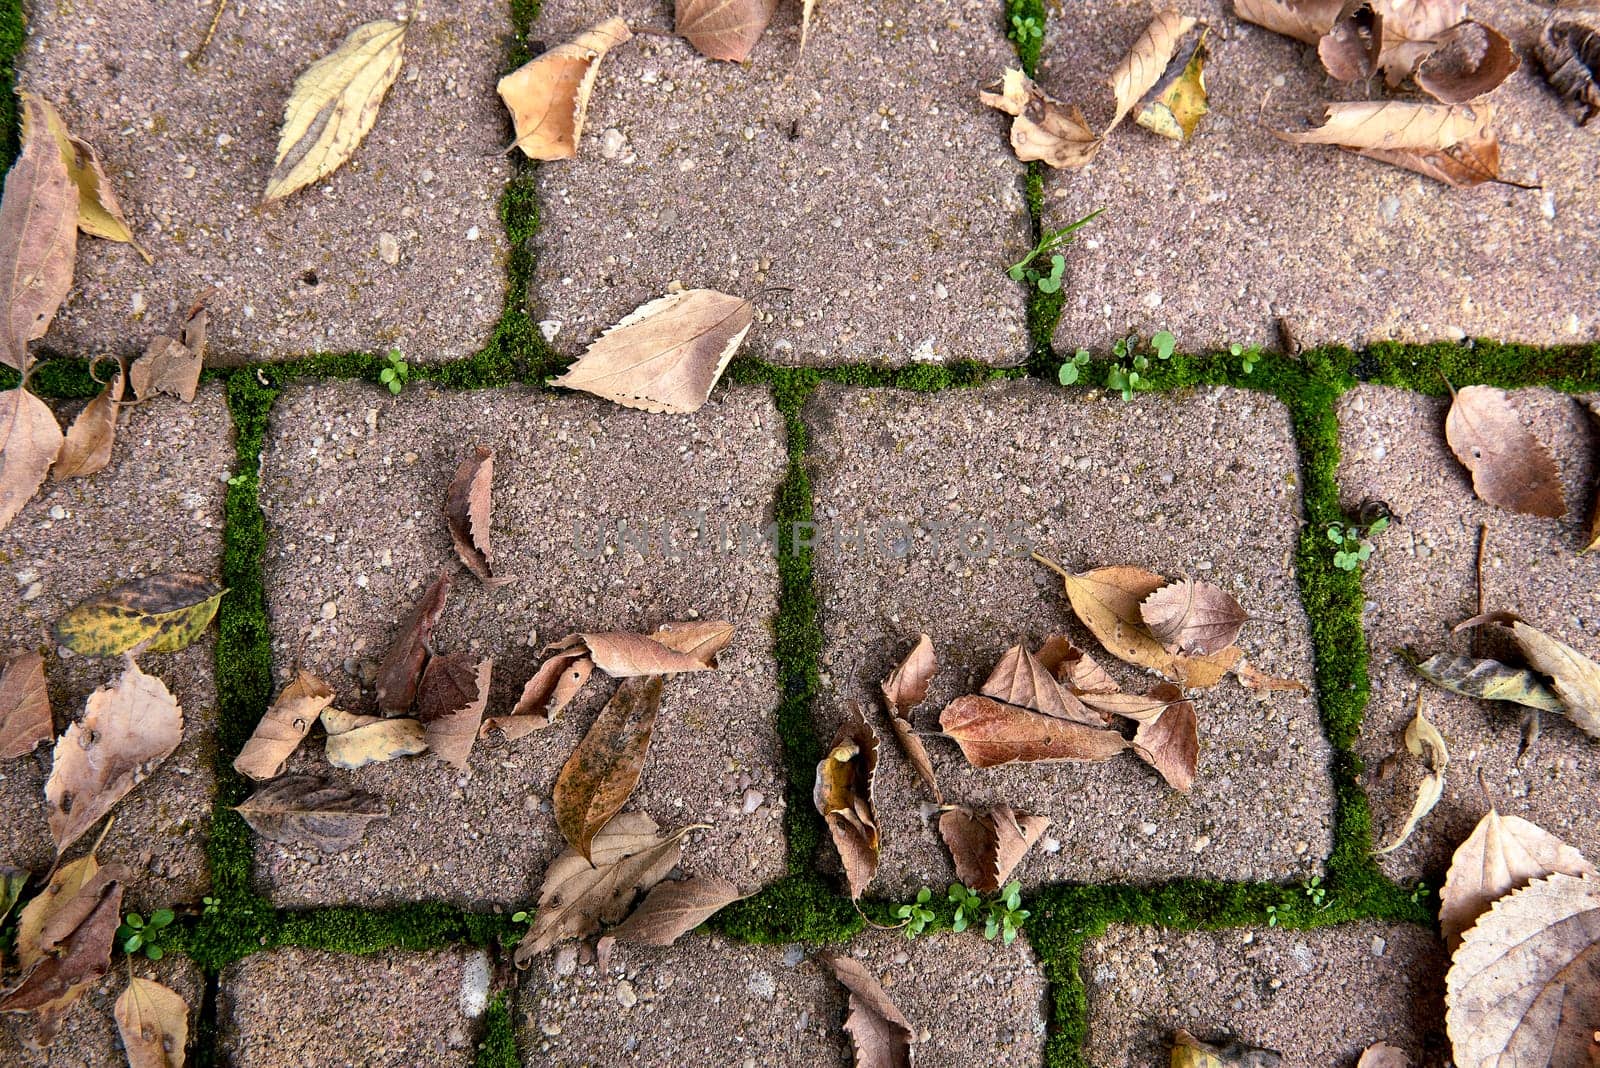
[
  {"left": 482, "top": 650, "right": 593, "bottom": 740},
  {"left": 0, "top": 862, "right": 121, "bottom": 1047},
  {"left": 1039, "top": 636, "right": 1120, "bottom": 695},
  {"left": 232, "top": 669, "right": 332, "bottom": 781},
  {"left": 1416, "top": 20, "right": 1520, "bottom": 104},
  {"left": 879, "top": 633, "right": 940, "bottom": 801},
  {"left": 374, "top": 572, "right": 451, "bottom": 715},
  {"left": 1139, "top": 577, "right": 1249, "bottom": 655},
  {"left": 235, "top": 774, "right": 388, "bottom": 852},
  {"left": 606, "top": 875, "right": 746, "bottom": 946},
  {"left": 676, "top": 0, "right": 777, "bottom": 62},
  {"left": 1445, "top": 385, "right": 1566, "bottom": 519},
  {"left": 0, "top": 95, "right": 79, "bottom": 371},
  {"left": 415, "top": 652, "right": 491, "bottom": 769},
  {"left": 0, "top": 385, "right": 63, "bottom": 533},
  {"left": 129, "top": 300, "right": 207, "bottom": 403},
  {"left": 1130, "top": 689, "right": 1199, "bottom": 792},
  {"left": 443, "top": 446, "right": 497, "bottom": 583},
  {"left": 0, "top": 649, "right": 51, "bottom": 759},
  {"left": 814, "top": 706, "right": 880, "bottom": 900},
  {"left": 52, "top": 361, "right": 122, "bottom": 480},
  {"left": 938, "top": 803, "right": 1050, "bottom": 893},
  {"left": 554, "top": 675, "right": 664, "bottom": 861},
  {"left": 939, "top": 694, "right": 1128, "bottom": 768},
  {"left": 1079, "top": 684, "right": 1186, "bottom": 724},
  {"left": 552, "top": 621, "right": 734, "bottom": 677},
  {"left": 1233, "top": 0, "right": 1343, "bottom": 45},
  {"left": 981, "top": 642, "right": 1100, "bottom": 724},
  {"left": 1318, "top": 0, "right": 1382, "bottom": 81},
  {"left": 824, "top": 953, "right": 915, "bottom": 1068}
]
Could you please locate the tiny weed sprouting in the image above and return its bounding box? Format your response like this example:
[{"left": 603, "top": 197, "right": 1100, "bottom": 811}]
[
  {"left": 1265, "top": 903, "right": 1280, "bottom": 927},
  {"left": 502, "top": 909, "right": 534, "bottom": 946},
  {"left": 1328, "top": 501, "right": 1392, "bottom": 571},
  {"left": 948, "top": 884, "right": 983, "bottom": 934},
  {"left": 1230, "top": 341, "right": 1262, "bottom": 375},
  {"left": 1106, "top": 330, "right": 1177, "bottom": 400},
  {"left": 1058, "top": 347, "right": 1091, "bottom": 386},
  {"left": 1302, "top": 875, "right": 1328, "bottom": 909},
  {"left": 202, "top": 896, "right": 221, "bottom": 918},
  {"left": 378, "top": 349, "right": 409, "bottom": 395},
  {"left": 1409, "top": 881, "right": 1429, "bottom": 905},
  {"left": 985, "top": 880, "right": 1030, "bottom": 945},
  {"left": 894, "top": 887, "right": 937, "bottom": 937},
  {"left": 117, "top": 909, "right": 175, "bottom": 960},
  {"left": 1009, "top": 13, "right": 1044, "bottom": 43},
  {"left": 1007, "top": 209, "right": 1102, "bottom": 294}
]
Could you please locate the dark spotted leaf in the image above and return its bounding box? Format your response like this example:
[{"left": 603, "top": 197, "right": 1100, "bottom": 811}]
[
  {"left": 554, "top": 675, "right": 664, "bottom": 861},
  {"left": 54, "top": 572, "right": 225, "bottom": 657},
  {"left": 415, "top": 652, "right": 491, "bottom": 769},
  {"left": 235, "top": 774, "right": 388, "bottom": 853}
]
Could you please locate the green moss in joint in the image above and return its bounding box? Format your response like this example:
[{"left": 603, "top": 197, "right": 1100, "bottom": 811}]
[{"left": 474, "top": 993, "right": 521, "bottom": 1068}]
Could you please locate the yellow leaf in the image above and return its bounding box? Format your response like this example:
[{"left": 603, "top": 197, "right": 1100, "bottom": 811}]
[
  {"left": 1136, "top": 34, "right": 1210, "bottom": 141},
  {"left": 1107, "top": 10, "right": 1198, "bottom": 133},
  {"left": 21, "top": 94, "right": 150, "bottom": 262},
  {"left": 1374, "top": 698, "right": 1447, "bottom": 855},
  {"left": 114, "top": 977, "right": 189, "bottom": 1068},
  {"left": 497, "top": 17, "right": 632, "bottom": 161},
  {"left": 54, "top": 572, "right": 225, "bottom": 657}
]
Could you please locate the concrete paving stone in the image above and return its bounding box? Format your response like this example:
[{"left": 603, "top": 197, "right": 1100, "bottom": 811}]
[
  {"left": 254, "top": 383, "right": 788, "bottom": 907},
  {"left": 0, "top": 386, "right": 231, "bottom": 911},
  {"left": 1337, "top": 384, "right": 1600, "bottom": 882},
  {"left": 218, "top": 946, "right": 495, "bottom": 1068},
  {"left": 1041, "top": 0, "right": 1599, "bottom": 354},
  {"left": 0, "top": 956, "right": 205, "bottom": 1068},
  {"left": 805, "top": 381, "right": 1334, "bottom": 893},
  {"left": 17, "top": 0, "right": 511, "bottom": 364},
  {"left": 1084, "top": 921, "right": 1448, "bottom": 1067},
  {"left": 520, "top": 929, "right": 1045, "bottom": 1065},
  {"left": 530, "top": 0, "right": 1029, "bottom": 367}
]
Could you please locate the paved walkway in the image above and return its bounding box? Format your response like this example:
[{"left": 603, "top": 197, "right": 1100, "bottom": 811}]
[{"left": 1, "top": 0, "right": 1597, "bottom": 1066}]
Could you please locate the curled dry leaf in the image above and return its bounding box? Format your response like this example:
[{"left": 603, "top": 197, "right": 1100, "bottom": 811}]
[
  {"left": 1232, "top": 659, "right": 1308, "bottom": 694},
  {"left": 1357, "top": 130, "right": 1518, "bottom": 189},
  {"left": 21, "top": 94, "right": 147, "bottom": 260},
  {"left": 1040, "top": 636, "right": 1119, "bottom": 695},
  {"left": 553, "top": 289, "right": 753, "bottom": 413},
  {"left": 1171, "top": 1028, "right": 1283, "bottom": 1066},
  {"left": 0, "top": 857, "right": 122, "bottom": 1046},
  {"left": 114, "top": 977, "right": 190, "bottom": 1068},
  {"left": 1318, "top": 0, "right": 1382, "bottom": 81},
  {"left": 498, "top": 17, "right": 633, "bottom": 160},
  {"left": 235, "top": 774, "right": 388, "bottom": 853},
  {"left": 1416, "top": 21, "right": 1519, "bottom": 104},
  {"left": 1130, "top": 684, "right": 1199, "bottom": 792},
  {"left": 46, "top": 655, "right": 183, "bottom": 854},
  {"left": 939, "top": 694, "right": 1128, "bottom": 768},
  {"left": 1439, "top": 806, "right": 1594, "bottom": 951},
  {"left": 1232, "top": 0, "right": 1342, "bottom": 45},
  {"left": 415, "top": 652, "right": 491, "bottom": 770},
  {"left": 0, "top": 386, "right": 64, "bottom": 533},
  {"left": 1445, "top": 872, "right": 1600, "bottom": 1068},
  {"left": 1458, "top": 613, "right": 1600, "bottom": 739},
  {"left": 676, "top": 0, "right": 776, "bottom": 62},
  {"left": 0, "top": 649, "right": 52, "bottom": 759},
  {"left": 1445, "top": 385, "right": 1565, "bottom": 519},
  {"left": 264, "top": 19, "right": 407, "bottom": 203},
  {"left": 374, "top": 572, "right": 450, "bottom": 715},
  {"left": 1537, "top": 20, "right": 1600, "bottom": 126},
  {"left": 130, "top": 302, "right": 208, "bottom": 404},
  {"left": 814, "top": 706, "right": 880, "bottom": 900},
  {"left": 824, "top": 953, "right": 915, "bottom": 1068},
  {"left": 443, "top": 446, "right": 497, "bottom": 583},
  {"left": 554, "top": 675, "right": 665, "bottom": 861},
  {"left": 1136, "top": 32, "right": 1211, "bottom": 142},
  {"left": 552, "top": 620, "right": 735, "bottom": 677},
  {"left": 54, "top": 572, "right": 225, "bottom": 658},
  {"left": 52, "top": 360, "right": 123, "bottom": 480},
  {"left": 979, "top": 69, "right": 1102, "bottom": 170},
  {"left": 1356, "top": 1044, "right": 1410, "bottom": 1068},
  {"left": 1107, "top": 10, "right": 1198, "bottom": 133},
  {"left": 482, "top": 650, "right": 593, "bottom": 740},
  {"left": 1412, "top": 652, "right": 1563, "bottom": 713},
  {"left": 1371, "top": 0, "right": 1464, "bottom": 86},
  {"left": 232, "top": 670, "right": 334, "bottom": 780},
  {"left": 1139, "top": 576, "right": 1249, "bottom": 655},
  {"left": 938, "top": 803, "right": 1050, "bottom": 893},
  {"left": 0, "top": 95, "right": 79, "bottom": 372},
  {"left": 1374, "top": 698, "right": 1447, "bottom": 855},
  {"left": 981, "top": 642, "right": 1099, "bottom": 724},
  {"left": 879, "top": 634, "right": 940, "bottom": 800},
  {"left": 606, "top": 875, "right": 746, "bottom": 946},
  {"left": 514, "top": 812, "right": 692, "bottom": 965},
  {"left": 1278, "top": 100, "right": 1494, "bottom": 152},
  {"left": 322, "top": 707, "right": 427, "bottom": 769}
]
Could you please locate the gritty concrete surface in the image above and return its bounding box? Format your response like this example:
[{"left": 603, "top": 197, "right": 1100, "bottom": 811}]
[
  {"left": 1338, "top": 384, "right": 1600, "bottom": 882},
  {"left": 0, "top": 956, "right": 204, "bottom": 1068},
  {"left": 1084, "top": 922, "right": 1448, "bottom": 1067},
  {"left": 218, "top": 947, "right": 494, "bottom": 1068},
  {"left": 254, "top": 383, "right": 788, "bottom": 906},
  {"left": 18, "top": 0, "right": 510, "bottom": 364},
  {"left": 0, "top": 387, "right": 231, "bottom": 911},
  {"left": 1042, "top": 0, "right": 1600, "bottom": 353},
  {"left": 520, "top": 930, "right": 1045, "bottom": 1066},
  {"left": 531, "top": 0, "right": 1029, "bottom": 366},
  {"left": 805, "top": 381, "right": 1333, "bottom": 893}
]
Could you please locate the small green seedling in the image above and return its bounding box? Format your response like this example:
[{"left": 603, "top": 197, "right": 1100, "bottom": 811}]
[
  {"left": 948, "top": 884, "right": 983, "bottom": 934},
  {"left": 1009, "top": 13, "right": 1043, "bottom": 42},
  {"left": 1106, "top": 330, "right": 1179, "bottom": 400},
  {"left": 984, "top": 880, "right": 1029, "bottom": 944},
  {"left": 1058, "top": 347, "right": 1091, "bottom": 385},
  {"left": 1409, "top": 881, "right": 1429, "bottom": 906},
  {"left": 1302, "top": 875, "right": 1327, "bottom": 910},
  {"left": 117, "top": 909, "right": 174, "bottom": 959},
  {"left": 1328, "top": 513, "right": 1390, "bottom": 571},
  {"left": 202, "top": 896, "right": 221, "bottom": 918},
  {"left": 378, "top": 349, "right": 409, "bottom": 395},
  {"left": 1230, "top": 341, "right": 1262, "bottom": 375},
  {"left": 1265, "top": 903, "right": 1280, "bottom": 927},
  {"left": 1006, "top": 209, "right": 1103, "bottom": 293},
  {"left": 895, "top": 887, "right": 937, "bottom": 938}
]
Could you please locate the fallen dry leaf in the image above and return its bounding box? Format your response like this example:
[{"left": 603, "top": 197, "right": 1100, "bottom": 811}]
[
  {"left": 514, "top": 812, "right": 692, "bottom": 965},
  {"left": 1413, "top": 652, "right": 1563, "bottom": 713},
  {"left": 1356, "top": 1044, "right": 1410, "bottom": 1068},
  {"left": 980, "top": 69, "right": 1103, "bottom": 170},
  {"left": 0, "top": 95, "right": 79, "bottom": 372},
  {"left": 443, "top": 446, "right": 497, "bottom": 583},
  {"left": 1107, "top": 11, "right": 1198, "bottom": 134},
  {"left": 551, "top": 621, "right": 735, "bottom": 677},
  {"left": 938, "top": 803, "right": 1050, "bottom": 893},
  {"left": 814, "top": 706, "right": 880, "bottom": 900},
  {"left": 1041, "top": 636, "right": 1120, "bottom": 695},
  {"left": 1439, "top": 806, "right": 1594, "bottom": 951},
  {"left": 21, "top": 94, "right": 147, "bottom": 260},
  {"left": 114, "top": 976, "right": 189, "bottom": 1068},
  {"left": 264, "top": 19, "right": 407, "bottom": 202},
  {"left": 235, "top": 774, "right": 388, "bottom": 853},
  {"left": 482, "top": 650, "right": 593, "bottom": 740},
  {"left": 1445, "top": 872, "right": 1600, "bottom": 1067},
  {"left": 130, "top": 302, "right": 208, "bottom": 404},
  {"left": 1537, "top": 20, "right": 1600, "bottom": 126},
  {"left": 1279, "top": 100, "right": 1494, "bottom": 153},
  {"left": 879, "top": 633, "right": 940, "bottom": 800},
  {"left": 52, "top": 360, "right": 123, "bottom": 481},
  {"left": 0, "top": 858, "right": 122, "bottom": 1046},
  {"left": 1371, "top": 0, "right": 1463, "bottom": 86},
  {"left": 1457, "top": 613, "right": 1600, "bottom": 739},
  {"left": 374, "top": 572, "right": 450, "bottom": 716},
  {"left": 0, "top": 386, "right": 63, "bottom": 533},
  {"left": 415, "top": 652, "right": 491, "bottom": 769},
  {"left": 939, "top": 694, "right": 1128, "bottom": 768},
  {"left": 824, "top": 953, "right": 915, "bottom": 1068},
  {"left": 1077, "top": 686, "right": 1183, "bottom": 723},
  {"left": 1356, "top": 130, "right": 1519, "bottom": 188},
  {"left": 676, "top": 0, "right": 776, "bottom": 62},
  {"left": 1587, "top": 401, "right": 1600, "bottom": 552},
  {"left": 54, "top": 572, "right": 225, "bottom": 658},
  {"left": 1444, "top": 386, "right": 1565, "bottom": 519},
  {"left": 1171, "top": 1028, "right": 1283, "bottom": 1066},
  {"left": 322, "top": 707, "right": 427, "bottom": 769},
  {"left": 1416, "top": 20, "right": 1519, "bottom": 104},
  {"left": 1131, "top": 688, "right": 1199, "bottom": 792},
  {"left": 45, "top": 655, "right": 183, "bottom": 854},
  {"left": 498, "top": 17, "right": 633, "bottom": 160},
  {"left": 1233, "top": 0, "right": 1342, "bottom": 45},
  {"left": 1136, "top": 31, "right": 1211, "bottom": 141},
  {"left": 13, "top": 854, "right": 111, "bottom": 971},
  {"left": 1318, "top": 0, "right": 1382, "bottom": 81},
  {"left": 1375, "top": 698, "right": 1447, "bottom": 854},
  {"left": 1232, "top": 659, "right": 1308, "bottom": 694},
  {"left": 232, "top": 670, "right": 334, "bottom": 781},
  {"left": 0, "top": 649, "right": 52, "bottom": 759},
  {"left": 982, "top": 641, "right": 1099, "bottom": 724},
  {"left": 1140, "top": 576, "right": 1249, "bottom": 655},
  {"left": 606, "top": 874, "right": 746, "bottom": 946},
  {"left": 555, "top": 675, "right": 665, "bottom": 861},
  {"left": 553, "top": 289, "right": 753, "bottom": 413}
]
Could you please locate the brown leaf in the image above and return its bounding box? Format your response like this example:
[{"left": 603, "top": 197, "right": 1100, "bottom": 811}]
[
  {"left": 939, "top": 694, "right": 1128, "bottom": 768},
  {"left": 606, "top": 875, "right": 746, "bottom": 946},
  {"left": 1077, "top": 687, "right": 1181, "bottom": 723},
  {"left": 497, "top": 16, "right": 634, "bottom": 160},
  {"left": 514, "top": 812, "right": 692, "bottom": 965},
  {"left": 1139, "top": 577, "right": 1249, "bottom": 655},
  {"left": 1040, "top": 636, "right": 1120, "bottom": 695},
  {"left": 21, "top": 94, "right": 147, "bottom": 259},
  {"left": 1318, "top": 0, "right": 1382, "bottom": 81},
  {"left": 234, "top": 774, "right": 388, "bottom": 853},
  {"left": 321, "top": 707, "right": 427, "bottom": 769},
  {"left": 1374, "top": 700, "right": 1448, "bottom": 854},
  {"left": 0, "top": 864, "right": 121, "bottom": 1045},
  {"left": 374, "top": 572, "right": 450, "bottom": 716},
  {"left": 1356, "top": 1043, "right": 1410, "bottom": 1068},
  {"left": 1445, "top": 872, "right": 1600, "bottom": 1067},
  {"left": 129, "top": 337, "right": 202, "bottom": 405},
  {"left": 1439, "top": 807, "right": 1594, "bottom": 951},
  {"left": 814, "top": 706, "right": 880, "bottom": 900},
  {"left": 554, "top": 675, "right": 664, "bottom": 861},
  {"left": 114, "top": 977, "right": 189, "bottom": 1068},
  {"left": 415, "top": 653, "right": 491, "bottom": 769},
  {"left": 937, "top": 803, "right": 1050, "bottom": 893},
  {"left": 676, "top": 0, "right": 777, "bottom": 62},
  {"left": 232, "top": 670, "right": 333, "bottom": 780},
  {"left": 1444, "top": 385, "right": 1566, "bottom": 519},
  {"left": 1457, "top": 613, "right": 1600, "bottom": 739},
  {"left": 824, "top": 953, "right": 915, "bottom": 1068},
  {"left": 1278, "top": 100, "right": 1494, "bottom": 151},
  {"left": 1107, "top": 11, "right": 1198, "bottom": 133},
  {"left": 1586, "top": 401, "right": 1600, "bottom": 552},
  {"left": 1537, "top": 20, "right": 1600, "bottom": 126},
  {"left": 1355, "top": 129, "right": 1516, "bottom": 188},
  {"left": 481, "top": 651, "right": 593, "bottom": 740},
  {"left": 1412, "top": 652, "right": 1563, "bottom": 712},
  {"left": 53, "top": 360, "right": 123, "bottom": 480},
  {"left": 553, "top": 289, "right": 753, "bottom": 413},
  {"left": 556, "top": 621, "right": 735, "bottom": 677},
  {"left": 1372, "top": 0, "right": 1464, "bottom": 86},
  {"left": 45, "top": 655, "right": 183, "bottom": 854},
  {"left": 1232, "top": 659, "right": 1309, "bottom": 694},
  {"left": 981, "top": 642, "right": 1100, "bottom": 724},
  {"left": 13, "top": 855, "right": 114, "bottom": 971},
  {"left": 1131, "top": 686, "right": 1199, "bottom": 792},
  {"left": 0, "top": 386, "right": 63, "bottom": 533},
  {"left": 980, "top": 69, "right": 1103, "bottom": 170},
  {"left": 1232, "top": 0, "right": 1343, "bottom": 45},
  {"left": 0, "top": 649, "right": 52, "bottom": 759},
  {"left": 879, "top": 634, "right": 941, "bottom": 800},
  {"left": 1416, "top": 20, "right": 1520, "bottom": 104},
  {"left": 443, "top": 446, "right": 496, "bottom": 583},
  {"left": 1171, "top": 1028, "right": 1283, "bottom": 1066},
  {"left": 0, "top": 95, "right": 79, "bottom": 371}
]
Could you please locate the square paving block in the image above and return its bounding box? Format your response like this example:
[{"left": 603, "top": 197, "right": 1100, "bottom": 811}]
[
  {"left": 0, "top": 956, "right": 205, "bottom": 1067},
  {"left": 520, "top": 929, "right": 1045, "bottom": 1066},
  {"left": 1041, "top": 0, "right": 1599, "bottom": 353},
  {"left": 0, "top": 387, "right": 232, "bottom": 911},
  {"left": 531, "top": 0, "right": 1029, "bottom": 366},
  {"left": 17, "top": 0, "right": 511, "bottom": 363},
  {"left": 255, "top": 383, "right": 789, "bottom": 906},
  {"left": 1338, "top": 384, "right": 1600, "bottom": 882},
  {"left": 1084, "top": 922, "right": 1448, "bottom": 1067},
  {"left": 806, "top": 381, "right": 1334, "bottom": 893}
]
